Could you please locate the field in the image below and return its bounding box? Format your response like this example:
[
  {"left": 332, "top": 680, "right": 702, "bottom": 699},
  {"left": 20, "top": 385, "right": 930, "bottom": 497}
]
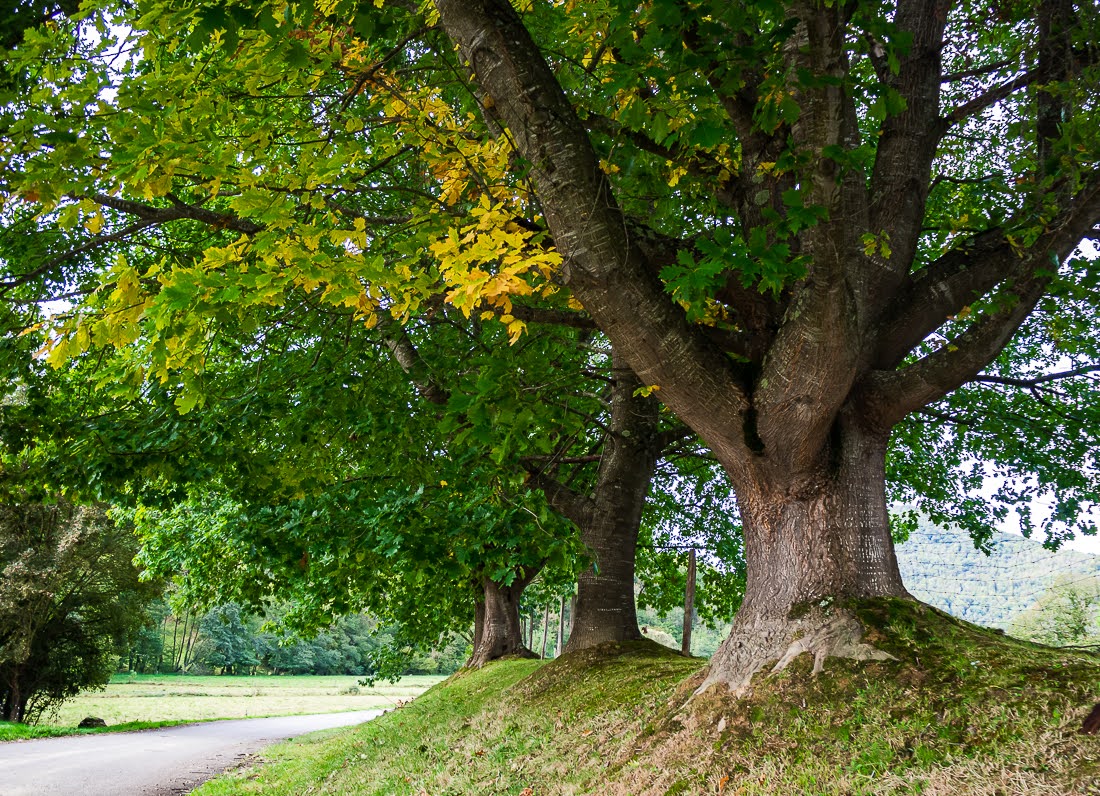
[{"left": 43, "top": 673, "right": 444, "bottom": 728}]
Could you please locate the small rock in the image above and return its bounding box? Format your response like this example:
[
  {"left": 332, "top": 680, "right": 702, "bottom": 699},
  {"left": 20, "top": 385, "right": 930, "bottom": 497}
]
[{"left": 78, "top": 716, "right": 107, "bottom": 729}]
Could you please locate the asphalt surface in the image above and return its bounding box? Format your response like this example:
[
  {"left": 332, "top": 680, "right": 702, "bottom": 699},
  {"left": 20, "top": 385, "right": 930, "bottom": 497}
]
[{"left": 0, "top": 710, "right": 382, "bottom": 796}]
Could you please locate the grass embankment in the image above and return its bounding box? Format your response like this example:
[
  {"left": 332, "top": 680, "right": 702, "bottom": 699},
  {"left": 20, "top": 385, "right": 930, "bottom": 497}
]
[
  {"left": 0, "top": 674, "right": 442, "bottom": 741},
  {"left": 195, "top": 600, "right": 1099, "bottom": 795}
]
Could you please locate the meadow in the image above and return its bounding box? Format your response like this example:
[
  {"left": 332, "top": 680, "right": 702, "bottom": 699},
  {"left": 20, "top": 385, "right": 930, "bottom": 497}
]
[{"left": 43, "top": 673, "right": 444, "bottom": 728}]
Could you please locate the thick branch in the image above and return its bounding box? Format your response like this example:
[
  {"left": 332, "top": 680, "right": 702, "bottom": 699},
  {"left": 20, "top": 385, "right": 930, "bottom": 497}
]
[
  {"left": 943, "top": 67, "right": 1041, "bottom": 125},
  {"left": 868, "top": 0, "right": 951, "bottom": 295},
  {"left": 434, "top": 0, "right": 753, "bottom": 476},
  {"left": 865, "top": 174, "right": 1100, "bottom": 425},
  {"left": 88, "top": 193, "right": 263, "bottom": 235},
  {"left": 523, "top": 469, "right": 594, "bottom": 528},
  {"left": 753, "top": 1, "right": 868, "bottom": 475},
  {"left": 872, "top": 228, "right": 1017, "bottom": 368}
]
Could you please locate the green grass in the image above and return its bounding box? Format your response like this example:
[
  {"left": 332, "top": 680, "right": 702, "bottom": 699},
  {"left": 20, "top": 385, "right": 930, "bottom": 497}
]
[
  {"left": 191, "top": 600, "right": 1100, "bottom": 795},
  {"left": 0, "top": 719, "right": 201, "bottom": 741},
  {"left": 9, "top": 674, "right": 442, "bottom": 737}
]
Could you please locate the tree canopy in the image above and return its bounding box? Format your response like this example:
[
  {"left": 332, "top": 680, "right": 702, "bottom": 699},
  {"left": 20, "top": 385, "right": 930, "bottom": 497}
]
[
  {"left": 0, "top": 501, "right": 158, "bottom": 722},
  {"left": 1, "top": 0, "right": 1098, "bottom": 690}
]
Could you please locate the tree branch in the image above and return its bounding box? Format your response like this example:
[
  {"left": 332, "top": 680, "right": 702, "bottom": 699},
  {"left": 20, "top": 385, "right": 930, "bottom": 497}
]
[
  {"left": 80, "top": 193, "right": 263, "bottom": 234},
  {"left": 522, "top": 468, "right": 594, "bottom": 528},
  {"left": 376, "top": 314, "right": 449, "bottom": 406},
  {"left": 868, "top": 0, "right": 952, "bottom": 295},
  {"left": 0, "top": 219, "right": 158, "bottom": 296},
  {"left": 943, "top": 67, "right": 1041, "bottom": 125},
  {"left": 970, "top": 365, "right": 1100, "bottom": 388},
  {"left": 434, "top": 0, "right": 753, "bottom": 475},
  {"left": 865, "top": 173, "right": 1100, "bottom": 425}
]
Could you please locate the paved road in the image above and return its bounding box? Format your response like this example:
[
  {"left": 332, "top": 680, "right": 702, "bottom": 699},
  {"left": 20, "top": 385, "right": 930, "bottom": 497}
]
[{"left": 0, "top": 710, "right": 382, "bottom": 796}]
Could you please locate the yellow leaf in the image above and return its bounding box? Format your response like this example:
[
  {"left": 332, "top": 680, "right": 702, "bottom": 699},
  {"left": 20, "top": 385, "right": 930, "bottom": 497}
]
[
  {"left": 506, "top": 318, "right": 525, "bottom": 343},
  {"left": 84, "top": 212, "right": 105, "bottom": 234}
]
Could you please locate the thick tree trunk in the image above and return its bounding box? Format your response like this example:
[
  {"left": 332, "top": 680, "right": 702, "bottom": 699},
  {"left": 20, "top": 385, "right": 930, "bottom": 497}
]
[
  {"left": 700, "top": 416, "right": 910, "bottom": 692},
  {"left": 563, "top": 358, "right": 659, "bottom": 653},
  {"left": 466, "top": 569, "right": 540, "bottom": 668}
]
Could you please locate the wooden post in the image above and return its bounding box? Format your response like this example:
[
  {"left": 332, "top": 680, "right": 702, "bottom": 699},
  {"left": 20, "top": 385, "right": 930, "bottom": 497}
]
[
  {"left": 555, "top": 595, "right": 565, "bottom": 657},
  {"left": 540, "top": 603, "right": 550, "bottom": 658},
  {"left": 682, "top": 547, "right": 696, "bottom": 656}
]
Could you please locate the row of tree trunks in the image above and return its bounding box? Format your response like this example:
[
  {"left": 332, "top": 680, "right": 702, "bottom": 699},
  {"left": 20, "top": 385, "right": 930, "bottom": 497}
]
[{"left": 466, "top": 353, "right": 663, "bottom": 666}]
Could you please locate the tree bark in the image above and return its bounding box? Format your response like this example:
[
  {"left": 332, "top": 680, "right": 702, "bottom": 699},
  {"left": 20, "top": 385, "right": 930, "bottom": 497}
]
[
  {"left": 699, "top": 413, "right": 909, "bottom": 692},
  {"left": 466, "top": 568, "right": 540, "bottom": 668}
]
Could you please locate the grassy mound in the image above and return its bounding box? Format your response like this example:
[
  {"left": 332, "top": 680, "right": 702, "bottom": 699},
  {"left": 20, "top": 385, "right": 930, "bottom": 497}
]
[{"left": 194, "top": 600, "right": 1099, "bottom": 796}]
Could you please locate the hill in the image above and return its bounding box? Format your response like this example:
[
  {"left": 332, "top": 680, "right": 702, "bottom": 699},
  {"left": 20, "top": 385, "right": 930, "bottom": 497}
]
[
  {"left": 895, "top": 518, "right": 1099, "bottom": 631},
  {"left": 192, "top": 600, "right": 1100, "bottom": 795}
]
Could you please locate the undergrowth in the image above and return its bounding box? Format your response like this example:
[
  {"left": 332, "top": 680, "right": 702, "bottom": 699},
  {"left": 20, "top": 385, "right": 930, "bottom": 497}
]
[{"left": 194, "top": 600, "right": 1100, "bottom": 796}]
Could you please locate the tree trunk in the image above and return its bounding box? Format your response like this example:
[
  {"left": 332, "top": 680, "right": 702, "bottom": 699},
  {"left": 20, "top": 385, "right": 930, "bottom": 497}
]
[
  {"left": 3, "top": 671, "right": 24, "bottom": 723},
  {"left": 555, "top": 595, "right": 565, "bottom": 657},
  {"left": 682, "top": 548, "right": 696, "bottom": 656},
  {"left": 563, "top": 356, "right": 659, "bottom": 653},
  {"left": 700, "top": 416, "right": 910, "bottom": 693},
  {"left": 540, "top": 603, "right": 550, "bottom": 658},
  {"left": 466, "top": 569, "right": 541, "bottom": 668}
]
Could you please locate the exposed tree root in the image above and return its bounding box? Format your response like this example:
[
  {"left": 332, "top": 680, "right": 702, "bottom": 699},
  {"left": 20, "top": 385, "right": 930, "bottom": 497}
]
[{"left": 696, "top": 605, "right": 895, "bottom": 695}]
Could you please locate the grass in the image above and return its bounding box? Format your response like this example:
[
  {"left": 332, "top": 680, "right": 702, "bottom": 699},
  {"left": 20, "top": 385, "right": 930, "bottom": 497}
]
[
  {"left": 1, "top": 674, "right": 442, "bottom": 740},
  {"left": 0, "top": 718, "right": 199, "bottom": 741},
  {"left": 192, "top": 599, "right": 1100, "bottom": 795}
]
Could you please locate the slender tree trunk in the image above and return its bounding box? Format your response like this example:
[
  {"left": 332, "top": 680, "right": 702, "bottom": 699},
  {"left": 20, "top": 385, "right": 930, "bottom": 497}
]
[
  {"left": 700, "top": 416, "right": 910, "bottom": 692},
  {"left": 466, "top": 568, "right": 541, "bottom": 668},
  {"left": 170, "top": 613, "right": 180, "bottom": 671},
  {"left": 682, "top": 548, "right": 696, "bottom": 656},
  {"left": 564, "top": 356, "right": 659, "bottom": 653},
  {"left": 540, "top": 604, "right": 550, "bottom": 658},
  {"left": 555, "top": 595, "right": 565, "bottom": 657}
]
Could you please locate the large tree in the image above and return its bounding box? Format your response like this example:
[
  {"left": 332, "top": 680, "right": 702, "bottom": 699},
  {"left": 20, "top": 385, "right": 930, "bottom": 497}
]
[
  {"left": 427, "top": 0, "right": 1100, "bottom": 689},
  {"left": 3, "top": 0, "right": 1098, "bottom": 692},
  {"left": 0, "top": 502, "right": 157, "bottom": 723}
]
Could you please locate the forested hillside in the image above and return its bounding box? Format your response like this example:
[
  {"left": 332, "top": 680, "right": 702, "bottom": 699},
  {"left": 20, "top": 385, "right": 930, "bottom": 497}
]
[{"left": 896, "top": 517, "right": 1099, "bottom": 631}]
